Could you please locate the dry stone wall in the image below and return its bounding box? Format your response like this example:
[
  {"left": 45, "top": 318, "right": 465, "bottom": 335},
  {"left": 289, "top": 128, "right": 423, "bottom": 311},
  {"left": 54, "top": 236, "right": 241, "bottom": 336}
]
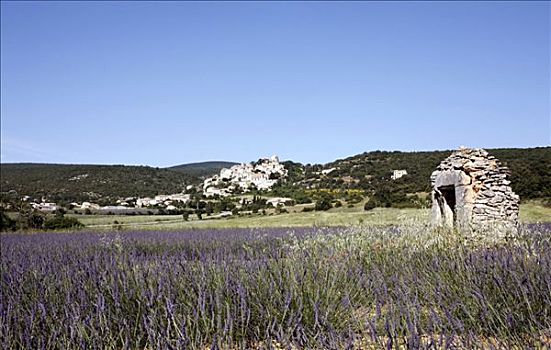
[{"left": 430, "top": 148, "right": 520, "bottom": 236}]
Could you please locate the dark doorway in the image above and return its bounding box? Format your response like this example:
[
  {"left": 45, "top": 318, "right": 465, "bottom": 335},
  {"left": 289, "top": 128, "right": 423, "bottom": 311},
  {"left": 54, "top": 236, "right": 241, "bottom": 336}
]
[{"left": 438, "top": 185, "right": 456, "bottom": 223}]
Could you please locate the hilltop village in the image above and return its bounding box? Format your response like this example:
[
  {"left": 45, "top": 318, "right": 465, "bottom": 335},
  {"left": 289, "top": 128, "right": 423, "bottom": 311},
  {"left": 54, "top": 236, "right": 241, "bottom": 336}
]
[
  {"left": 14, "top": 155, "right": 413, "bottom": 216},
  {"left": 203, "top": 155, "right": 288, "bottom": 197},
  {"left": 15, "top": 156, "right": 295, "bottom": 216}
]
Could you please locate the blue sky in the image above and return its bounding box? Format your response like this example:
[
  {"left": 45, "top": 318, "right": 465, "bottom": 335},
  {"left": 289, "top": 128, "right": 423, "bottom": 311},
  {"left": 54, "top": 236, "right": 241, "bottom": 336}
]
[{"left": 1, "top": 1, "right": 549, "bottom": 166}]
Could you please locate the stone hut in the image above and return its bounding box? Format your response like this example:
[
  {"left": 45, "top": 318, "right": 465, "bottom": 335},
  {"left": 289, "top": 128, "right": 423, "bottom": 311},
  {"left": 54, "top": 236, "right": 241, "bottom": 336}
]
[{"left": 430, "top": 148, "right": 520, "bottom": 235}]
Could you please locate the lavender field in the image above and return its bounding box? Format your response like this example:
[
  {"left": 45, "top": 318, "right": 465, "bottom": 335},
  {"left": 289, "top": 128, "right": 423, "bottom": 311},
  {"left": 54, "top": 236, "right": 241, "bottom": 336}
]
[{"left": 1, "top": 225, "right": 551, "bottom": 349}]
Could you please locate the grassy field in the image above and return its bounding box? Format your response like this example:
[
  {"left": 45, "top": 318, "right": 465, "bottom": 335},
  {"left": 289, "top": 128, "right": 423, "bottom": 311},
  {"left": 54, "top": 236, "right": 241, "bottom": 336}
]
[
  {"left": 519, "top": 201, "right": 551, "bottom": 222},
  {"left": 68, "top": 202, "right": 551, "bottom": 231}
]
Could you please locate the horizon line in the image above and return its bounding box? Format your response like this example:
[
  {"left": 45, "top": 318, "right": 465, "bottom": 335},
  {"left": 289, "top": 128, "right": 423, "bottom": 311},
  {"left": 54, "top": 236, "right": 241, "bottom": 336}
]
[{"left": 1, "top": 145, "right": 549, "bottom": 168}]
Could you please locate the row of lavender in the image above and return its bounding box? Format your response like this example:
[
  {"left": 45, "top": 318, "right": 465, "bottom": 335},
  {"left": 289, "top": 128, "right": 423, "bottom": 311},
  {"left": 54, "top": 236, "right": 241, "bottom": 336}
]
[{"left": 1, "top": 225, "right": 551, "bottom": 349}]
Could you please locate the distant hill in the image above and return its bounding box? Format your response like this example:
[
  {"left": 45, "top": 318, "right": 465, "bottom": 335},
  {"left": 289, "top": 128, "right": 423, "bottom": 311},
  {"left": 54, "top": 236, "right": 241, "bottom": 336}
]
[
  {"left": 168, "top": 161, "right": 239, "bottom": 178},
  {"left": 0, "top": 163, "right": 198, "bottom": 204},
  {"left": 280, "top": 147, "right": 551, "bottom": 201},
  {"left": 1, "top": 148, "right": 549, "bottom": 206}
]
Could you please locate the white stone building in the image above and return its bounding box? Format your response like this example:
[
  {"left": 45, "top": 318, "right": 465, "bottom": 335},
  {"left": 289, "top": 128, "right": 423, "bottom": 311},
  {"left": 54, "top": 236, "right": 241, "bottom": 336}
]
[
  {"left": 391, "top": 169, "right": 408, "bottom": 180},
  {"left": 32, "top": 202, "right": 58, "bottom": 212}
]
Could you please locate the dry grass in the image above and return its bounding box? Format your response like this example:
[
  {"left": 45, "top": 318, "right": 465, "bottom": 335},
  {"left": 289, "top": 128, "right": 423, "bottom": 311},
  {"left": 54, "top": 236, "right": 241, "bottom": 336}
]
[{"left": 66, "top": 203, "right": 551, "bottom": 232}]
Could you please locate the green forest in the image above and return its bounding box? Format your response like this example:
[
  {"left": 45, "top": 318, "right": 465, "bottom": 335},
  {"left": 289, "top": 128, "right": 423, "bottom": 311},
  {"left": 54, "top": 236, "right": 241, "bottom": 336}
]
[
  {"left": 1, "top": 147, "right": 549, "bottom": 208},
  {"left": 0, "top": 164, "right": 196, "bottom": 205},
  {"left": 273, "top": 147, "right": 551, "bottom": 207}
]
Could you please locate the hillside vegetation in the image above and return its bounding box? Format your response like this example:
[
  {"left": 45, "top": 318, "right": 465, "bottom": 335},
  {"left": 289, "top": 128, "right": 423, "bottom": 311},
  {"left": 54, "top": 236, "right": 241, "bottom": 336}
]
[
  {"left": 273, "top": 147, "right": 551, "bottom": 205},
  {"left": 0, "top": 164, "right": 196, "bottom": 204},
  {"left": 1, "top": 147, "right": 549, "bottom": 206},
  {"left": 168, "top": 161, "right": 238, "bottom": 177}
]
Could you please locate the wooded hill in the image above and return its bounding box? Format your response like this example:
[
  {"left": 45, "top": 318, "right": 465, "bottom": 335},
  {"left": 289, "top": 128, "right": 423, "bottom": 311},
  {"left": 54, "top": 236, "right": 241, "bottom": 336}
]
[
  {"left": 331, "top": 147, "right": 551, "bottom": 199},
  {"left": 271, "top": 147, "right": 551, "bottom": 205},
  {"left": 0, "top": 164, "right": 197, "bottom": 205},
  {"left": 168, "top": 161, "right": 239, "bottom": 177},
  {"left": 1, "top": 147, "right": 549, "bottom": 205}
]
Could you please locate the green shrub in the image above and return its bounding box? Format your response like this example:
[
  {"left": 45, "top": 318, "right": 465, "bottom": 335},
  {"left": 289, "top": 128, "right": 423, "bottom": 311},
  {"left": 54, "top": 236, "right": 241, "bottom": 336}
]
[
  {"left": 0, "top": 210, "right": 16, "bottom": 232},
  {"left": 315, "top": 199, "right": 332, "bottom": 211},
  {"left": 43, "top": 216, "right": 84, "bottom": 230},
  {"left": 17, "top": 211, "right": 45, "bottom": 230},
  {"left": 364, "top": 199, "right": 378, "bottom": 211}
]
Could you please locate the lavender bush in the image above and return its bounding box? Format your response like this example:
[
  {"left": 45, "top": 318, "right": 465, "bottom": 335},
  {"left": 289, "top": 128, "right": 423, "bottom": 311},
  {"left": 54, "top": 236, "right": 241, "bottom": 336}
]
[{"left": 1, "top": 225, "right": 550, "bottom": 349}]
